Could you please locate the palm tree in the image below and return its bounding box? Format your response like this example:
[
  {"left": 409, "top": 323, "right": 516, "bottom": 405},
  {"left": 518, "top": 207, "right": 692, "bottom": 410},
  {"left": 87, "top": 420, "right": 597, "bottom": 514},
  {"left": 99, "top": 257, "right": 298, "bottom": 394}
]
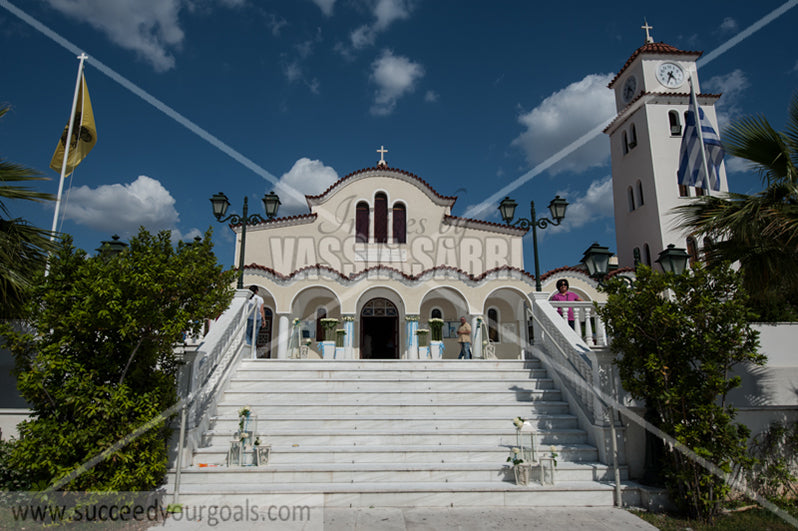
[
  {"left": 0, "top": 106, "right": 58, "bottom": 319},
  {"left": 676, "top": 94, "right": 798, "bottom": 320}
]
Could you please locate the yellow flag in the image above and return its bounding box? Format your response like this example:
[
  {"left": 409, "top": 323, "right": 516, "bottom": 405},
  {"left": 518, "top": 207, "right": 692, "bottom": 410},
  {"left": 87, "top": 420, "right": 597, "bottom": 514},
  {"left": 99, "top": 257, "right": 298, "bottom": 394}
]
[{"left": 50, "top": 74, "right": 97, "bottom": 175}]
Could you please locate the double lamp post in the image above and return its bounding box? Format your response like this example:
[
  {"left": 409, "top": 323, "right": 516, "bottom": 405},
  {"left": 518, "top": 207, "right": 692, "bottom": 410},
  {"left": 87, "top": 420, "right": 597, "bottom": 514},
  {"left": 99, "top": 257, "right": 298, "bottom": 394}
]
[{"left": 210, "top": 191, "right": 281, "bottom": 289}]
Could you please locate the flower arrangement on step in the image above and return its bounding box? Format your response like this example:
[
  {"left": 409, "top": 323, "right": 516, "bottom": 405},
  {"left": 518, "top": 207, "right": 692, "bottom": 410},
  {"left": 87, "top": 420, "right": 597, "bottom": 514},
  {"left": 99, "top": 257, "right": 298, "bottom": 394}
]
[
  {"left": 550, "top": 445, "right": 558, "bottom": 467},
  {"left": 512, "top": 416, "right": 525, "bottom": 429},
  {"left": 506, "top": 447, "right": 524, "bottom": 466}
]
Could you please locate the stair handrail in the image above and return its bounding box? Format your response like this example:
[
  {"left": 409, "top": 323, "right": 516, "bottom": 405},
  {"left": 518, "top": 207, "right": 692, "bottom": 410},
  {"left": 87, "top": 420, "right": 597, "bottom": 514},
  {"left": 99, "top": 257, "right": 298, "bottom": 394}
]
[
  {"left": 179, "top": 290, "right": 251, "bottom": 448},
  {"left": 529, "top": 293, "right": 624, "bottom": 491}
]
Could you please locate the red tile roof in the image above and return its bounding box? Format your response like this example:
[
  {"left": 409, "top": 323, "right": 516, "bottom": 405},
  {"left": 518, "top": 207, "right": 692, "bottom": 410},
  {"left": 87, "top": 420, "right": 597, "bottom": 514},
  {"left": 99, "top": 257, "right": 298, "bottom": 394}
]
[
  {"left": 609, "top": 42, "right": 702, "bottom": 88},
  {"left": 306, "top": 166, "right": 458, "bottom": 204}
]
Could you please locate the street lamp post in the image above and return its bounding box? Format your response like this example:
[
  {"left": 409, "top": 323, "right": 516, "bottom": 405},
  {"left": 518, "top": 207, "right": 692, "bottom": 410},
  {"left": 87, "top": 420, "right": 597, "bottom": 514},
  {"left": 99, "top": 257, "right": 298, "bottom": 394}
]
[
  {"left": 210, "top": 191, "right": 280, "bottom": 289},
  {"left": 499, "top": 195, "right": 568, "bottom": 291}
]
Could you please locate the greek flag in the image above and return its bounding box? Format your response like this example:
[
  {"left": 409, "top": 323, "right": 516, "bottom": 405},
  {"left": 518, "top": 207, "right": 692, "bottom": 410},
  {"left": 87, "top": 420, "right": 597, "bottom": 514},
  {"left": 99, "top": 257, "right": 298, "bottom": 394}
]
[{"left": 677, "top": 80, "right": 724, "bottom": 191}]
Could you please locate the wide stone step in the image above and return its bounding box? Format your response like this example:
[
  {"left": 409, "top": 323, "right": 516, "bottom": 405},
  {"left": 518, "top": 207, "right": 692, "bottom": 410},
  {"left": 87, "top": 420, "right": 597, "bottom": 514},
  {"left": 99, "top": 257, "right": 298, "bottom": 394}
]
[
  {"left": 191, "top": 444, "right": 600, "bottom": 465},
  {"left": 220, "top": 390, "right": 563, "bottom": 404},
  {"left": 238, "top": 359, "right": 542, "bottom": 370},
  {"left": 204, "top": 428, "right": 588, "bottom": 447},
  {"left": 214, "top": 402, "right": 572, "bottom": 416},
  {"left": 165, "top": 481, "right": 621, "bottom": 508},
  {"left": 227, "top": 378, "right": 556, "bottom": 392},
  {"left": 209, "top": 414, "right": 580, "bottom": 432},
  {"left": 169, "top": 462, "right": 627, "bottom": 484}
]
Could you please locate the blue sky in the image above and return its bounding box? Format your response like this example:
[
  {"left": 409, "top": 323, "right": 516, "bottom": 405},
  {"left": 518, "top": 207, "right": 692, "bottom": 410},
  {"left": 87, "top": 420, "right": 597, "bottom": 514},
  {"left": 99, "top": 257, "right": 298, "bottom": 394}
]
[{"left": 1, "top": 0, "right": 797, "bottom": 274}]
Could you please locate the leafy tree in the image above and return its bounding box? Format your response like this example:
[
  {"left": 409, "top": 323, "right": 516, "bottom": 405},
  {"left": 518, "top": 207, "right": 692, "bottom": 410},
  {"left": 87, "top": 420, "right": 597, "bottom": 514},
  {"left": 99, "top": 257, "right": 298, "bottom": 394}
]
[
  {"left": 0, "top": 105, "right": 57, "bottom": 319},
  {"left": 0, "top": 228, "right": 235, "bottom": 491},
  {"left": 676, "top": 94, "right": 798, "bottom": 321},
  {"left": 596, "top": 265, "right": 763, "bottom": 521}
]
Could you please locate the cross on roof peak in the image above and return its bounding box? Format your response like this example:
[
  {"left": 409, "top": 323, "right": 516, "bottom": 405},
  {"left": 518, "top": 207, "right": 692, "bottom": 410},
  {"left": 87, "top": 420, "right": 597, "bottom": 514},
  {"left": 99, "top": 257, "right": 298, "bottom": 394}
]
[
  {"left": 377, "top": 145, "right": 388, "bottom": 167},
  {"left": 642, "top": 19, "right": 654, "bottom": 44}
]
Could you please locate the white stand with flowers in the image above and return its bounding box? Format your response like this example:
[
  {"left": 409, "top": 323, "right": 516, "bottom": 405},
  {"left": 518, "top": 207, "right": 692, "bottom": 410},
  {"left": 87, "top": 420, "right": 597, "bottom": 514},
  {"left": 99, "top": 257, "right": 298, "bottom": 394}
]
[
  {"left": 228, "top": 407, "right": 268, "bottom": 466},
  {"left": 508, "top": 417, "right": 557, "bottom": 486}
]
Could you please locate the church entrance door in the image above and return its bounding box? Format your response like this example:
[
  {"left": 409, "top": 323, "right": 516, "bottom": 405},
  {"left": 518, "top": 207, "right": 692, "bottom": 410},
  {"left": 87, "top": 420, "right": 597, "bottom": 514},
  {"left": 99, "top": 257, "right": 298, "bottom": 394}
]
[{"left": 360, "top": 298, "right": 399, "bottom": 359}]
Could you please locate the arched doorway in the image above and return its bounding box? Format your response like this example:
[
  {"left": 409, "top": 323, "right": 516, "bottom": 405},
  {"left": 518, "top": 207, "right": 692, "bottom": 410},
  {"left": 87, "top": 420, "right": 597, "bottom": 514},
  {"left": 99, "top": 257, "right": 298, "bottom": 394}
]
[{"left": 360, "top": 298, "right": 399, "bottom": 359}]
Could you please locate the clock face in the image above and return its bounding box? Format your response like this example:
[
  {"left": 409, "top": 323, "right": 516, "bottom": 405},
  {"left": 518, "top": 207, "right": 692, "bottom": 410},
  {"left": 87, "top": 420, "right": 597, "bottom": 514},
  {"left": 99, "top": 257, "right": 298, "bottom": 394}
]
[
  {"left": 622, "top": 76, "right": 637, "bottom": 103},
  {"left": 656, "top": 62, "right": 685, "bottom": 88}
]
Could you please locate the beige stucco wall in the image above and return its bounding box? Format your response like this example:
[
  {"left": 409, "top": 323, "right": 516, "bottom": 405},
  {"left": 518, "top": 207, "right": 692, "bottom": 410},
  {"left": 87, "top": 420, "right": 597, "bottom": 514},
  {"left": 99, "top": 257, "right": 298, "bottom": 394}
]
[{"left": 235, "top": 169, "right": 526, "bottom": 278}]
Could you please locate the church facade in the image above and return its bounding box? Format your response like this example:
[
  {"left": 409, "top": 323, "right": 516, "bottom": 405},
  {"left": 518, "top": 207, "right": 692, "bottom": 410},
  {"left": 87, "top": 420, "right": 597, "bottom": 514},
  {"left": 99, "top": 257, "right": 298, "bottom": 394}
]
[{"left": 234, "top": 159, "right": 603, "bottom": 361}]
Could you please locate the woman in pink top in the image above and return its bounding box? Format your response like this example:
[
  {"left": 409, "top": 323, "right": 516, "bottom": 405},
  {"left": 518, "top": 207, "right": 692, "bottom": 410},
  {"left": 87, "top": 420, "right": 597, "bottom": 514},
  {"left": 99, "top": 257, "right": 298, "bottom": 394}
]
[{"left": 550, "top": 279, "right": 581, "bottom": 329}]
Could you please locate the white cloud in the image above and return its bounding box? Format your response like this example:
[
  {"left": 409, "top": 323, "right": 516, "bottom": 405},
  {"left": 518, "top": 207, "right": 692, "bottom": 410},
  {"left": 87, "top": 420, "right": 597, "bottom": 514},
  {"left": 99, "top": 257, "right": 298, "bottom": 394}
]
[
  {"left": 719, "top": 17, "right": 738, "bottom": 33},
  {"left": 311, "top": 0, "right": 336, "bottom": 16},
  {"left": 348, "top": 0, "right": 414, "bottom": 51},
  {"left": 703, "top": 69, "right": 749, "bottom": 131},
  {"left": 550, "top": 176, "right": 614, "bottom": 234},
  {"left": 273, "top": 158, "right": 338, "bottom": 215},
  {"left": 64, "top": 175, "right": 180, "bottom": 234},
  {"left": 369, "top": 50, "right": 424, "bottom": 116},
  {"left": 171, "top": 227, "right": 203, "bottom": 244},
  {"left": 511, "top": 73, "right": 615, "bottom": 175},
  {"left": 46, "top": 0, "right": 185, "bottom": 72},
  {"left": 424, "top": 90, "right": 439, "bottom": 103},
  {"left": 45, "top": 0, "right": 243, "bottom": 71}
]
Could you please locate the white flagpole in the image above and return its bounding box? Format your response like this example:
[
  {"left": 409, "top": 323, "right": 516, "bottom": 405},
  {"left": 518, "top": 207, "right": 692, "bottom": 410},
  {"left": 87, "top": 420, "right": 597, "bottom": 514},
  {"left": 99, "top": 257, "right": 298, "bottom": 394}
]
[
  {"left": 49, "top": 53, "right": 88, "bottom": 241},
  {"left": 689, "top": 75, "right": 712, "bottom": 197},
  {"left": 45, "top": 53, "right": 87, "bottom": 277}
]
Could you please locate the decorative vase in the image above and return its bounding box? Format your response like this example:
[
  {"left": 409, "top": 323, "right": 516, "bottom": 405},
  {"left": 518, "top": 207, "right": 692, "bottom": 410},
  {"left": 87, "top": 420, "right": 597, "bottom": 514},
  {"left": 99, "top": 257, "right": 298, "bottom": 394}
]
[{"left": 513, "top": 464, "right": 530, "bottom": 486}]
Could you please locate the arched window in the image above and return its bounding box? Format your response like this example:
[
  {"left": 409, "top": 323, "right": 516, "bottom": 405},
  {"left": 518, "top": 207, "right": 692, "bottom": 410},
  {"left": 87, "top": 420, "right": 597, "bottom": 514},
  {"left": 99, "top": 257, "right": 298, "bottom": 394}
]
[
  {"left": 627, "top": 186, "right": 635, "bottom": 212},
  {"left": 431, "top": 308, "right": 442, "bottom": 319},
  {"left": 392, "top": 202, "right": 406, "bottom": 244},
  {"left": 356, "top": 201, "right": 369, "bottom": 243},
  {"left": 628, "top": 124, "right": 637, "bottom": 149},
  {"left": 686, "top": 236, "right": 698, "bottom": 267},
  {"left": 643, "top": 243, "right": 651, "bottom": 266},
  {"left": 636, "top": 180, "right": 644, "bottom": 206},
  {"left": 633, "top": 247, "right": 641, "bottom": 266},
  {"left": 315, "top": 307, "right": 327, "bottom": 341},
  {"left": 487, "top": 308, "right": 499, "bottom": 343},
  {"left": 622, "top": 132, "right": 629, "bottom": 155},
  {"left": 669, "top": 110, "right": 682, "bottom": 135},
  {"left": 678, "top": 184, "right": 689, "bottom": 197},
  {"left": 703, "top": 237, "right": 714, "bottom": 260},
  {"left": 374, "top": 192, "right": 388, "bottom": 243}
]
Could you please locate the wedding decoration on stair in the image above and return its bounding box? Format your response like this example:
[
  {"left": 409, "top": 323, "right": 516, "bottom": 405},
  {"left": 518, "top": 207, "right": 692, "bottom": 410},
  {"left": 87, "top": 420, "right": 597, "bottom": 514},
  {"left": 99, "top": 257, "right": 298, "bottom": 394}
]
[
  {"left": 509, "top": 416, "right": 556, "bottom": 485},
  {"left": 507, "top": 447, "right": 531, "bottom": 486},
  {"left": 227, "top": 406, "right": 270, "bottom": 466}
]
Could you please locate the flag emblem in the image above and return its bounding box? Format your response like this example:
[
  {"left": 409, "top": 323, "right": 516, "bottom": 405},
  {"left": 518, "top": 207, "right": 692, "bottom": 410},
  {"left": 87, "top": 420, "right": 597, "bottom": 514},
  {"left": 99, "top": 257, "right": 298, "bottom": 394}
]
[
  {"left": 50, "top": 74, "right": 97, "bottom": 175},
  {"left": 677, "top": 83, "right": 724, "bottom": 191}
]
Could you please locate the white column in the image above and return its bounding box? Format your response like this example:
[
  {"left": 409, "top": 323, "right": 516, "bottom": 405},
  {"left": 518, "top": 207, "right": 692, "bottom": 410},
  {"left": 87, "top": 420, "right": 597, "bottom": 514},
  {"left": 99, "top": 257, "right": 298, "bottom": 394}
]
[
  {"left": 276, "top": 314, "right": 290, "bottom": 359},
  {"left": 343, "top": 315, "right": 355, "bottom": 360},
  {"left": 405, "top": 315, "right": 419, "bottom": 360},
  {"left": 471, "top": 316, "right": 482, "bottom": 359}
]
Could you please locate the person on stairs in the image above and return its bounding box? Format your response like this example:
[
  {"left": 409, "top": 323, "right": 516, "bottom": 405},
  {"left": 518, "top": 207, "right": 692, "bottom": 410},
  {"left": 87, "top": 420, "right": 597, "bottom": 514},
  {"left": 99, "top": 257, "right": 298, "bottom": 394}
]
[{"left": 457, "top": 316, "right": 472, "bottom": 360}]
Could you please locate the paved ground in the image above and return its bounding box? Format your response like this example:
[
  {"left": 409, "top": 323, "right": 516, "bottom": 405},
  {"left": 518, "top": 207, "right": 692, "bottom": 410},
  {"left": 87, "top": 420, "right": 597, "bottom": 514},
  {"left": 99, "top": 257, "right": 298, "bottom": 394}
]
[{"left": 156, "top": 506, "right": 658, "bottom": 530}]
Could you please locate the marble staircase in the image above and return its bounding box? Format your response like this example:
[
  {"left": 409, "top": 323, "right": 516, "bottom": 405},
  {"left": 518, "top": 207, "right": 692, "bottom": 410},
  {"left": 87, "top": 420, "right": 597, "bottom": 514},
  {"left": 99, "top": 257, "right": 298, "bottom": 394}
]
[{"left": 166, "top": 358, "right": 631, "bottom": 507}]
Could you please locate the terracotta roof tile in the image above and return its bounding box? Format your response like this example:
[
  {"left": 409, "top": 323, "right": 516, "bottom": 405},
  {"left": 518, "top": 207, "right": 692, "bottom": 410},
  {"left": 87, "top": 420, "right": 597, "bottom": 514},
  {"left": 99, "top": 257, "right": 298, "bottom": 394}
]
[
  {"left": 609, "top": 42, "right": 702, "bottom": 88},
  {"left": 306, "top": 166, "right": 457, "bottom": 203}
]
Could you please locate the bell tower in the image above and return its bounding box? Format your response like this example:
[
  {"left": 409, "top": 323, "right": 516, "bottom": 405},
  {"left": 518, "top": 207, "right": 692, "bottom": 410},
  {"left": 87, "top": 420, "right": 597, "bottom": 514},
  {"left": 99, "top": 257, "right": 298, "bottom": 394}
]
[{"left": 604, "top": 23, "right": 728, "bottom": 268}]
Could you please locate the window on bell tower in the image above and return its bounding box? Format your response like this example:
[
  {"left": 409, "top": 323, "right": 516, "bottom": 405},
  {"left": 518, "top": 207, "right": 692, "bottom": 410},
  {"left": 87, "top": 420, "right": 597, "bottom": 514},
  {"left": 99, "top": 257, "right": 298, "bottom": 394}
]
[
  {"left": 669, "top": 110, "right": 682, "bottom": 136},
  {"left": 628, "top": 124, "right": 638, "bottom": 149},
  {"left": 627, "top": 186, "right": 635, "bottom": 212}
]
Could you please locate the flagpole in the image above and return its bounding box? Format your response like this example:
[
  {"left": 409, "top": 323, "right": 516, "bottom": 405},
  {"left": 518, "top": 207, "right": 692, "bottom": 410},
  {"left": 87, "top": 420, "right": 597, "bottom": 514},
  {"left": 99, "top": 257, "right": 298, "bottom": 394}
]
[
  {"left": 49, "top": 53, "right": 87, "bottom": 241},
  {"left": 689, "top": 75, "right": 712, "bottom": 197}
]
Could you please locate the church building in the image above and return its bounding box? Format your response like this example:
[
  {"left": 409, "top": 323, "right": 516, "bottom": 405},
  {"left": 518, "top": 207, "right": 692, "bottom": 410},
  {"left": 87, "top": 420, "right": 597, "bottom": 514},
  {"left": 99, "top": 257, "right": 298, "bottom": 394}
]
[{"left": 231, "top": 151, "right": 603, "bottom": 361}]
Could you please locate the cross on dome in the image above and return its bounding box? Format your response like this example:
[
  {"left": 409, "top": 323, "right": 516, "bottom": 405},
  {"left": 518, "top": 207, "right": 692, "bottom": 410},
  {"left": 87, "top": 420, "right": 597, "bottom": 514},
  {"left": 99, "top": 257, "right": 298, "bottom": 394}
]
[
  {"left": 641, "top": 19, "right": 654, "bottom": 44},
  {"left": 377, "top": 145, "right": 388, "bottom": 167}
]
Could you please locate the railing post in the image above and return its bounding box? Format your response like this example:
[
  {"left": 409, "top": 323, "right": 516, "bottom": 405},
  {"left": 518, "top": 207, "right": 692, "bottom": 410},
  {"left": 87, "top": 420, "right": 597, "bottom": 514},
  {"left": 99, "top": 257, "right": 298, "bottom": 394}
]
[{"left": 173, "top": 401, "right": 187, "bottom": 506}]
